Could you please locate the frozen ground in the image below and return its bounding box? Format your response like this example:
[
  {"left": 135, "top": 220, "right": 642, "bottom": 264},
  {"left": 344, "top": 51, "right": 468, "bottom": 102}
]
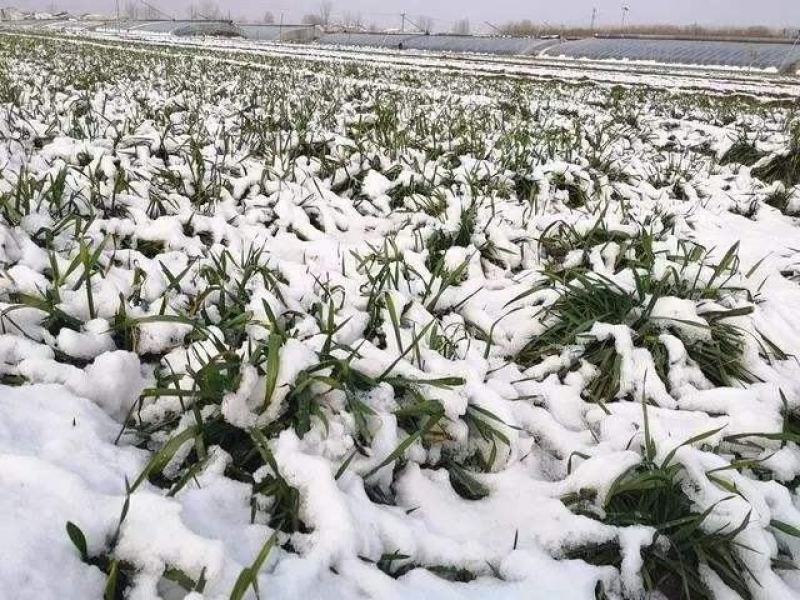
[{"left": 2, "top": 31, "right": 800, "bottom": 600}]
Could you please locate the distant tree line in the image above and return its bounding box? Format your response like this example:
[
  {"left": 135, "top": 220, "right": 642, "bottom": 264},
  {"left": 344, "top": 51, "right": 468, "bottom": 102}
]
[
  {"left": 124, "top": 0, "right": 793, "bottom": 40},
  {"left": 500, "top": 20, "right": 790, "bottom": 40}
]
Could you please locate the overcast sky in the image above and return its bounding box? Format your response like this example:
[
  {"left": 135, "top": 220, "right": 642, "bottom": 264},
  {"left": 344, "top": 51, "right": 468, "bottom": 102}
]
[{"left": 10, "top": 0, "right": 800, "bottom": 29}]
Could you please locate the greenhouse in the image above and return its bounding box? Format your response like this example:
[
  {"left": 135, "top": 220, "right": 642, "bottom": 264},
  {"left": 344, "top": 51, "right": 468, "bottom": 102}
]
[
  {"left": 318, "top": 32, "right": 560, "bottom": 56},
  {"left": 123, "top": 20, "right": 240, "bottom": 37},
  {"left": 3, "top": 17, "right": 798, "bottom": 72},
  {"left": 238, "top": 24, "right": 318, "bottom": 43},
  {"left": 402, "top": 35, "right": 559, "bottom": 55},
  {"left": 542, "top": 37, "right": 800, "bottom": 72},
  {"left": 317, "top": 32, "right": 419, "bottom": 49}
]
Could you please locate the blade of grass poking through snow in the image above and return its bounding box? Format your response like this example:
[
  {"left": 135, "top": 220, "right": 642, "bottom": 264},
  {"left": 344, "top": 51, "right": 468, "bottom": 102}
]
[
  {"left": 167, "top": 456, "right": 209, "bottom": 497},
  {"left": 164, "top": 566, "right": 206, "bottom": 593},
  {"left": 335, "top": 448, "right": 359, "bottom": 480},
  {"left": 447, "top": 462, "right": 489, "bottom": 500},
  {"left": 109, "top": 479, "right": 131, "bottom": 547},
  {"left": 260, "top": 300, "right": 285, "bottom": 339},
  {"left": 66, "top": 521, "right": 88, "bottom": 562},
  {"left": 104, "top": 560, "right": 120, "bottom": 600},
  {"left": 229, "top": 532, "right": 278, "bottom": 600},
  {"left": 262, "top": 333, "right": 282, "bottom": 412},
  {"left": 425, "top": 255, "right": 471, "bottom": 313},
  {"left": 130, "top": 426, "right": 199, "bottom": 492},
  {"left": 770, "top": 520, "right": 800, "bottom": 538},
  {"left": 660, "top": 426, "right": 726, "bottom": 469},
  {"left": 376, "top": 319, "right": 435, "bottom": 382},
  {"left": 250, "top": 427, "right": 279, "bottom": 472},
  {"left": 385, "top": 292, "right": 404, "bottom": 354},
  {"left": 706, "top": 242, "right": 740, "bottom": 290},
  {"left": 641, "top": 388, "right": 656, "bottom": 463},
  {"left": 385, "top": 376, "right": 466, "bottom": 388},
  {"left": 365, "top": 412, "right": 444, "bottom": 479}
]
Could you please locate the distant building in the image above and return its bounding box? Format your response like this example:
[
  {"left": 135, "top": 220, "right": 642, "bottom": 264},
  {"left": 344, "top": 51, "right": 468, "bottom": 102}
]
[
  {"left": 81, "top": 13, "right": 111, "bottom": 21},
  {"left": 0, "top": 7, "right": 27, "bottom": 21}
]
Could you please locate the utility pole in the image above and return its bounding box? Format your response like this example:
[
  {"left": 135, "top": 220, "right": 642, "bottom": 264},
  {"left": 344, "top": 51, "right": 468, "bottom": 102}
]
[
  {"left": 591, "top": 7, "right": 597, "bottom": 33},
  {"left": 115, "top": 0, "right": 120, "bottom": 29},
  {"left": 279, "top": 11, "right": 284, "bottom": 42},
  {"left": 621, "top": 5, "right": 629, "bottom": 32},
  {"left": 400, "top": 12, "right": 405, "bottom": 33}
]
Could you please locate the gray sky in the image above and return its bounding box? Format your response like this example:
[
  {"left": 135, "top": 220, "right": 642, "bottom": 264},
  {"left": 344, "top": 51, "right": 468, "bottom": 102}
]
[{"left": 10, "top": 0, "right": 800, "bottom": 29}]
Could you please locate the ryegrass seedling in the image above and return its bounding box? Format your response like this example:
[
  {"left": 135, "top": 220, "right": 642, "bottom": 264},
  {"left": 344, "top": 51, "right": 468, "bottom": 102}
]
[
  {"left": 229, "top": 532, "right": 278, "bottom": 600},
  {"left": 753, "top": 125, "right": 800, "bottom": 187},
  {"left": 519, "top": 262, "right": 758, "bottom": 404},
  {"left": 569, "top": 404, "right": 757, "bottom": 599},
  {"left": 720, "top": 134, "right": 763, "bottom": 167}
]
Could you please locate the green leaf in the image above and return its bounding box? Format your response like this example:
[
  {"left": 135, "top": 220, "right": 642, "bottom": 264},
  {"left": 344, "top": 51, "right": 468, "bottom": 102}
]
[
  {"left": 365, "top": 412, "right": 443, "bottom": 479},
  {"left": 66, "top": 521, "right": 88, "bottom": 562},
  {"left": 385, "top": 292, "right": 404, "bottom": 355},
  {"left": 771, "top": 519, "right": 800, "bottom": 538},
  {"left": 229, "top": 532, "right": 278, "bottom": 600},
  {"left": 250, "top": 428, "right": 279, "bottom": 474},
  {"left": 262, "top": 333, "right": 282, "bottom": 412},
  {"left": 377, "top": 319, "right": 435, "bottom": 382},
  {"left": 334, "top": 448, "right": 358, "bottom": 481},
  {"left": 104, "top": 560, "right": 120, "bottom": 600},
  {"left": 163, "top": 566, "right": 197, "bottom": 591},
  {"left": 229, "top": 567, "right": 253, "bottom": 600},
  {"left": 130, "top": 426, "right": 198, "bottom": 492},
  {"left": 660, "top": 426, "right": 726, "bottom": 469},
  {"left": 448, "top": 463, "right": 489, "bottom": 501}
]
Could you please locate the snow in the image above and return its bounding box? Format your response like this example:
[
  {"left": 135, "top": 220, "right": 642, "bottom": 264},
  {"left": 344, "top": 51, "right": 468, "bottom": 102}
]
[
  {"left": 1, "top": 26, "right": 800, "bottom": 600},
  {"left": 0, "top": 385, "right": 143, "bottom": 599}
]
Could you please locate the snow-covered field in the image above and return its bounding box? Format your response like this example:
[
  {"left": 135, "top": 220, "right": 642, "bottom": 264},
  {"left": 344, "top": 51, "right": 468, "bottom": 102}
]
[{"left": 2, "top": 31, "right": 800, "bottom": 600}]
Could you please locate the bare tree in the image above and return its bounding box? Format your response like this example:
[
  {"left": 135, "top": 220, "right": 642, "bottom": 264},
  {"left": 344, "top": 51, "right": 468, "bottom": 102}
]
[
  {"left": 417, "top": 15, "right": 434, "bottom": 34},
  {"left": 197, "top": 0, "right": 221, "bottom": 19},
  {"left": 122, "top": 0, "right": 138, "bottom": 20},
  {"left": 318, "top": 1, "right": 333, "bottom": 27},
  {"left": 301, "top": 13, "right": 322, "bottom": 26},
  {"left": 341, "top": 11, "right": 363, "bottom": 31},
  {"left": 499, "top": 19, "right": 782, "bottom": 39},
  {"left": 451, "top": 18, "right": 470, "bottom": 35},
  {"left": 262, "top": 11, "right": 275, "bottom": 24}
]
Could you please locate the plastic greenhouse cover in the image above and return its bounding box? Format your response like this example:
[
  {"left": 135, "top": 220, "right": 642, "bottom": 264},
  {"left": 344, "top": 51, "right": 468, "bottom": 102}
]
[
  {"left": 318, "top": 33, "right": 560, "bottom": 55},
  {"left": 542, "top": 38, "right": 800, "bottom": 72},
  {"left": 238, "top": 24, "right": 316, "bottom": 41},
  {"left": 318, "top": 32, "right": 420, "bottom": 49}
]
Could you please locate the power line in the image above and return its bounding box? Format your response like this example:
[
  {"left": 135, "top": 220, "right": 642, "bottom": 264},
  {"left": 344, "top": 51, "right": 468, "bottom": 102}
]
[{"left": 124, "top": 0, "right": 174, "bottom": 21}]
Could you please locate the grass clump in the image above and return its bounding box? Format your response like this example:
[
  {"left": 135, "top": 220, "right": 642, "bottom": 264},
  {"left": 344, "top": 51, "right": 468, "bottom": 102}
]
[
  {"left": 368, "top": 552, "right": 477, "bottom": 583},
  {"left": 752, "top": 126, "right": 800, "bottom": 187},
  {"left": 517, "top": 269, "right": 758, "bottom": 406},
  {"left": 720, "top": 137, "right": 763, "bottom": 167},
  {"left": 567, "top": 417, "right": 759, "bottom": 599}
]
